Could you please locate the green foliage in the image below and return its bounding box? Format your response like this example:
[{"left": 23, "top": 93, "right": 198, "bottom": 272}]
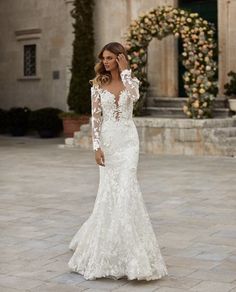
[
  {"left": 224, "top": 71, "right": 236, "bottom": 98},
  {"left": 7, "top": 107, "right": 31, "bottom": 136},
  {"left": 0, "top": 109, "right": 9, "bottom": 133},
  {"left": 58, "top": 111, "right": 82, "bottom": 119},
  {"left": 8, "top": 107, "right": 31, "bottom": 127},
  {"left": 29, "top": 107, "right": 63, "bottom": 133},
  {"left": 67, "top": 0, "right": 95, "bottom": 115}
]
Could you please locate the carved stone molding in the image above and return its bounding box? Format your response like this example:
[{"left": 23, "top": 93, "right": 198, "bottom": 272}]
[
  {"left": 15, "top": 28, "right": 42, "bottom": 41},
  {"left": 64, "top": 0, "right": 73, "bottom": 4}
]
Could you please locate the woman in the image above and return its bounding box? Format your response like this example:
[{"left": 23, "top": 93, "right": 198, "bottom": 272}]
[{"left": 68, "top": 42, "right": 168, "bottom": 281}]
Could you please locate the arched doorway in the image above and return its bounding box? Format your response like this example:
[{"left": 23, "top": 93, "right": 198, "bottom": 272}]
[{"left": 125, "top": 6, "right": 218, "bottom": 118}]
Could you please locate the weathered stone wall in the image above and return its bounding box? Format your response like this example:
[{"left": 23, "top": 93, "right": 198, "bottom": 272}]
[
  {"left": 73, "top": 117, "right": 236, "bottom": 157},
  {"left": 0, "top": 0, "right": 73, "bottom": 111}
]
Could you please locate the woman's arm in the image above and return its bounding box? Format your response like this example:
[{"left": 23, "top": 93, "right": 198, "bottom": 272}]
[
  {"left": 91, "top": 85, "right": 102, "bottom": 151},
  {"left": 116, "top": 53, "right": 140, "bottom": 102},
  {"left": 120, "top": 69, "right": 140, "bottom": 102},
  {"left": 91, "top": 85, "right": 105, "bottom": 166}
]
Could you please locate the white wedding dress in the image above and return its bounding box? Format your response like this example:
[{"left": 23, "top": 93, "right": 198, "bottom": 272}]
[{"left": 68, "top": 69, "right": 168, "bottom": 281}]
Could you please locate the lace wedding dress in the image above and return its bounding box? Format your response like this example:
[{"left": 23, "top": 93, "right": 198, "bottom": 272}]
[{"left": 68, "top": 69, "right": 168, "bottom": 281}]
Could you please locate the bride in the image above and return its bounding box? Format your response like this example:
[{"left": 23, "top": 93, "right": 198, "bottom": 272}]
[{"left": 68, "top": 42, "right": 168, "bottom": 281}]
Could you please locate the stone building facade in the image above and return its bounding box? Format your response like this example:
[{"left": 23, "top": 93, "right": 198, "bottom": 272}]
[{"left": 0, "top": 0, "right": 235, "bottom": 111}]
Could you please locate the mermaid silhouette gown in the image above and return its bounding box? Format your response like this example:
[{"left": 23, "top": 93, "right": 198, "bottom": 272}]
[{"left": 68, "top": 69, "right": 168, "bottom": 281}]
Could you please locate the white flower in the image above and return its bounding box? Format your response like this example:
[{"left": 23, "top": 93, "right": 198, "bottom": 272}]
[
  {"left": 187, "top": 111, "right": 192, "bottom": 116},
  {"left": 193, "top": 100, "right": 200, "bottom": 108},
  {"left": 183, "top": 26, "right": 190, "bottom": 32},
  {"left": 183, "top": 105, "right": 188, "bottom": 112}
]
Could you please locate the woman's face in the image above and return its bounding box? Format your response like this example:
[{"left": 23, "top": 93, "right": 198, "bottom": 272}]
[{"left": 102, "top": 50, "right": 118, "bottom": 72}]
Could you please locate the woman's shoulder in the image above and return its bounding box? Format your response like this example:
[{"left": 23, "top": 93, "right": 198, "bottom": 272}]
[
  {"left": 90, "top": 82, "right": 103, "bottom": 97},
  {"left": 90, "top": 81, "right": 100, "bottom": 90}
]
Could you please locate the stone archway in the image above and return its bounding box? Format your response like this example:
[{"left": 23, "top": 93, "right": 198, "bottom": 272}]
[{"left": 125, "top": 6, "right": 218, "bottom": 119}]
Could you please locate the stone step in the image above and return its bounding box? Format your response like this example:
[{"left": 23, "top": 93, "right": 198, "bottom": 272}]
[
  {"left": 213, "top": 127, "right": 236, "bottom": 138},
  {"left": 80, "top": 123, "right": 90, "bottom": 132},
  {"left": 145, "top": 107, "right": 231, "bottom": 118},
  {"left": 224, "top": 137, "right": 236, "bottom": 147},
  {"left": 146, "top": 97, "right": 228, "bottom": 108},
  {"left": 144, "top": 107, "right": 186, "bottom": 118},
  {"left": 213, "top": 108, "right": 233, "bottom": 118}
]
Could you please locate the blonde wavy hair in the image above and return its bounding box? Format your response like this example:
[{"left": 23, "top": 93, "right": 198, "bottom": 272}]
[{"left": 90, "top": 42, "right": 130, "bottom": 87}]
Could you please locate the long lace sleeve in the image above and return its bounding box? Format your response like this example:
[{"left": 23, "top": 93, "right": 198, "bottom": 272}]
[
  {"left": 120, "top": 69, "right": 140, "bottom": 102},
  {"left": 91, "top": 85, "right": 102, "bottom": 151}
]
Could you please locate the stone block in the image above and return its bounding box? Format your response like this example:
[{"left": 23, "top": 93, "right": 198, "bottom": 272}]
[{"left": 175, "top": 129, "right": 201, "bottom": 142}]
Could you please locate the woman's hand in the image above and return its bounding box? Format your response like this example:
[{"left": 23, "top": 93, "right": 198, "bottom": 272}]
[
  {"left": 95, "top": 148, "right": 105, "bottom": 167},
  {"left": 116, "top": 53, "right": 129, "bottom": 72}
]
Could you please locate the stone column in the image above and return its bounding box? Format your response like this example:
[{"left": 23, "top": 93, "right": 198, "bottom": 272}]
[
  {"left": 64, "top": 0, "right": 74, "bottom": 110},
  {"left": 151, "top": 0, "right": 178, "bottom": 98},
  {"left": 218, "top": 0, "right": 236, "bottom": 95},
  {"left": 93, "top": 0, "right": 128, "bottom": 56}
]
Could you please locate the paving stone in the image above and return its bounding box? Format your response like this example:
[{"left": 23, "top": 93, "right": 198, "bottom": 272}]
[
  {"left": 111, "top": 278, "right": 163, "bottom": 291},
  {"left": 153, "top": 288, "right": 188, "bottom": 292},
  {"left": 0, "top": 274, "right": 44, "bottom": 290},
  {"left": 165, "top": 256, "right": 220, "bottom": 270},
  {"left": 150, "top": 276, "right": 201, "bottom": 290},
  {"left": 48, "top": 272, "right": 86, "bottom": 285},
  {"left": 79, "top": 277, "right": 128, "bottom": 290},
  {"left": 86, "top": 289, "right": 116, "bottom": 292},
  {"left": 189, "top": 280, "right": 236, "bottom": 292},
  {"left": 166, "top": 265, "right": 197, "bottom": 277},
  {"left": 0, "top": 286, "right": 20, "bottom": 292},
  {"left": 188, "top": 268, "right": 236, "bottom": 283},
  {"left": 26, "top": 282, "right": 87, "bottom": 292}
]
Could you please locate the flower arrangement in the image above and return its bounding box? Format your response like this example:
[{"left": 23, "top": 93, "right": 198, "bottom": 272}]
[{"left": 124, "top": 6, "right": 218, "bottom": 118}]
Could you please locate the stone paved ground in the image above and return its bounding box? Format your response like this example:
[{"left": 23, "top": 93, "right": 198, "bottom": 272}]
[{"left": 0, "top": 135, "right": 236, "bottom": 292}]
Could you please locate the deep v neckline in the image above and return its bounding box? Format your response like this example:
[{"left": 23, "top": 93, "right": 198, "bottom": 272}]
[{"left": 102, "top": 88, "right": 126, "bottom": 106}]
